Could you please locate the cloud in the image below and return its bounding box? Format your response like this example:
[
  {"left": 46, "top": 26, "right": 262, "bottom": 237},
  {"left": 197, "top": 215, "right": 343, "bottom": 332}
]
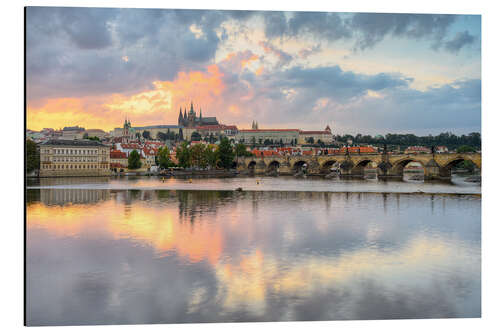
[
  {"left": 349, "top": 13, "right": 456, "bottom": 51},
  {"left": 258, "top": 41, "right": 293, "bottom": 67},
  {"left": 264, "top": 11, "right": 351, "bottom": 42},
  {"left": 261, "top": 12, "right": 475, "bottom": 54},
  {"left": 444, "top": 31, "right": 476, "bottom": 53},
  {"left": 25, "top": 8, "right": 250, "bottom": 102}
]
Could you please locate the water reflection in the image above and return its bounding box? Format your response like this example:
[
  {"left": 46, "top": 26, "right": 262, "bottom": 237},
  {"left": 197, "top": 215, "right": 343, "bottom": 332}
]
[{"left": 26, "top": 189, "right": 481, "bottom": 325}]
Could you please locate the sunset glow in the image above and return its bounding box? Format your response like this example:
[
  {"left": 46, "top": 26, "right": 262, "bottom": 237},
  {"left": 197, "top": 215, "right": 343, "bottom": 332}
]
[{"left": 26, "top": 8, "right": 481, "bottom": 134}]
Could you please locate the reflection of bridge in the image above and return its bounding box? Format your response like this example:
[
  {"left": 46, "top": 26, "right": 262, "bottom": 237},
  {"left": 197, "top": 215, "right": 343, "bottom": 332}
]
[{"left": 237, "top": 153, "right": 481, "bottom": 180}]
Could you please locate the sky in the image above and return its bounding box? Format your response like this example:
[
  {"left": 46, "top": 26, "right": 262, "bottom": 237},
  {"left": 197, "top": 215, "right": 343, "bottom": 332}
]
[{"left": 26, "top": 7, "right": 481, "bottom": 135}]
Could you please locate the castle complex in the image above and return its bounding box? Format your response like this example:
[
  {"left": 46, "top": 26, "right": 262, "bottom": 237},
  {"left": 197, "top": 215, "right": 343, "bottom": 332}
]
[{"left": 178, "top": 102, "right": 219, "bottom": 127}]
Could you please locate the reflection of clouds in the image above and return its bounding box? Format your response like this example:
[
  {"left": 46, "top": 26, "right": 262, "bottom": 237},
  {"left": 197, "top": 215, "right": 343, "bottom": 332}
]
[
  {"left": 28, "top": 197, "right": 224, "bottom": 265},
  {"left": 210, "top": 234, "right": 478, "bottom": 318},
  {"left": 26, "top": 190, "right": 481, "bottom": 324}
]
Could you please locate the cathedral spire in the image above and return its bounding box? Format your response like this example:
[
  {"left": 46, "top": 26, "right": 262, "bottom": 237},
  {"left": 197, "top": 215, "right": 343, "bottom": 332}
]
[
  {"left": 178, "top": 107, "right": 183, "bottom": 125},
  {"left": 199, "top": 108, "right": 202, "bottom": 120}
]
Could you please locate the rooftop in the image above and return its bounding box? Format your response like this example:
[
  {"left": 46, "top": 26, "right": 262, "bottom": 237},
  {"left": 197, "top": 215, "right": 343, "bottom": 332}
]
[
  {"left": 41, "top": 139, "right": 107, "bottom": 147},
  {"left": 240, "top": 129, "right": 300, "bottom": 132}
]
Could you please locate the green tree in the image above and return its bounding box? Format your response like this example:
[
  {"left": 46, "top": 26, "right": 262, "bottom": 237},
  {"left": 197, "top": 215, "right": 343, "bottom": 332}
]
[
  {"left": 191, "top": 131, "right": 202, "bottom": 142},
  {"left": 457, "top": 145, "right": 476, "bottom": 153},
  {"left": 191, "top": 144, "right": 208, "bottom": 168},
  {"left": 157, "top": 146, "right": 172, "bottom": 169},
  {"left": 235, "top": 143, "right": 247, "bottom": 157},
  {"left": 205, "top": 146, "right": 218, "bottom": 168},
  {"left": 142, "top": 131, "right": 151, "bottom": 140},
  {"left": 26, "top": 139, "right": 39, "bottom": 174},
  {"left": 251, "top": 137, "right": 256, "bottom": 148},
  {"left": 157, "top": 132, "right": 167, "bottom": 141},
  {"left": 217, "top": 137, "right": 235, "bottom": 169},
  {"left": 128, "top": 150, "right": 142, "bottom": 169},
  {"left": 176, "top": 142, "right": 191, "bottom": 168}
]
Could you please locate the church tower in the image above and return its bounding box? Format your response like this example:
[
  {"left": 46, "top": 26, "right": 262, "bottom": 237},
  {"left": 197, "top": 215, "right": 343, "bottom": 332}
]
[{"left": 178, "top": 107, "right": 183, "bottom": 126}]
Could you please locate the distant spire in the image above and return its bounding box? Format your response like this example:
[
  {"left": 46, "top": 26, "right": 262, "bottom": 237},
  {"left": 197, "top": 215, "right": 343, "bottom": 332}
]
[
  {"left": 252, "top": 121, "right": 255, "bottom": 129},
  {"left": 190, "top": 101, "right": 194, "bottom": 114},
  {"left": 199, "top": 108, "right": 202, "bottom": 120},
  {"left": 184, "top": 108, "right": 187, "bottom": 119}
]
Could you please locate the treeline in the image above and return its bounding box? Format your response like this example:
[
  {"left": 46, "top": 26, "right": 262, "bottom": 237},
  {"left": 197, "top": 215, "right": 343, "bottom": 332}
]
[
  {"left": 335, "top": 132, "right": 481, "bottom": 149},
  {"left": 157, "top": 138, "right": 252, "bottom": 170}
]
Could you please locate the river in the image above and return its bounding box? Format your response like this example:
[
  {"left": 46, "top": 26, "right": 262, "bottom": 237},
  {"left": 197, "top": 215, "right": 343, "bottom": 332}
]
[{"left": 25, "top": 175, "right": 481, "bottom": 325}]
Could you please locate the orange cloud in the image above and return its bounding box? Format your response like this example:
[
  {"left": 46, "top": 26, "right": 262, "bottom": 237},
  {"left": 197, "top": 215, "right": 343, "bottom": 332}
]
[
  {"left": 27, "top": 65, "right": 226, "bottom": 131},
  {"left": 240, "top": 54, "right": 259, "bottom": 69}
]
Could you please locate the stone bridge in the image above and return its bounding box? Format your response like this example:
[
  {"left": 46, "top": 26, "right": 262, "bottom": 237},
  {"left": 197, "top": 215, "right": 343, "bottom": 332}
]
[{"left": 236, "top": 152, "right": 481, "bottom": 180}]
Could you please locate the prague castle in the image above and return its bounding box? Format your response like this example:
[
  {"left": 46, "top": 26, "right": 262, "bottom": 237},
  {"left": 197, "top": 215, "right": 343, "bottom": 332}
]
[{"left": 178, "top": 102, "right": 219, "bottom": 127}]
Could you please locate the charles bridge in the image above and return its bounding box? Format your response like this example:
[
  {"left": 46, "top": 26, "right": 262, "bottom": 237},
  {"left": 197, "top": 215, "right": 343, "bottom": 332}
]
[{"left": 236, "top": 152, "right": 481, "bottom": 180}]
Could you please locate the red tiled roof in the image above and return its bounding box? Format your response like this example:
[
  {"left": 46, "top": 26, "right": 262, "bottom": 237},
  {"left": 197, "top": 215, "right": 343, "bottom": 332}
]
[
  {"left": 110, "top": 150, "right": 127, "bottom": 159},
  {"left": 340, "top": 146, "right": 377, "bottom": 153}
]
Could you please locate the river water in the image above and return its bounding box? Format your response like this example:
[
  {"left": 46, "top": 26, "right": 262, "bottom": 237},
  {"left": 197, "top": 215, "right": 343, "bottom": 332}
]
[{"left": 26, "top": 176, "right": 481, "bottom": 325}]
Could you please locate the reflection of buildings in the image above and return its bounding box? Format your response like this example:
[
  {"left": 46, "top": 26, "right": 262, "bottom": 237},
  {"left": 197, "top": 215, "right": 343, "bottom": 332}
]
[{"left": 39, "top": 188, "right": 110, "bottom": 206}]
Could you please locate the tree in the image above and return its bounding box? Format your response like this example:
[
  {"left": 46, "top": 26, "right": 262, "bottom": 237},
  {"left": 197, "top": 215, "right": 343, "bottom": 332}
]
[
  {"left": 264, "top": 139, "right": 272, "bottom": 146},
  {"left": 217, "top": 137, "right": 235, "bottom": 169},
  {"left": 83, "top": 133, "right": 89, "bottom": 139},
  {"left": 128, "top": 150, "right": 142, "bottom": 169},
  {"left": 306, "top": 137, "right": 314, "bottom": 144},
  {"left": 235, "top": 143, "right": 252, "bottom": 157},
  {"left": 26, "top": 139, "right": 39, "bottom": 174},
  {"left": 191, "top": 144, "right": 208, "bottom": 168},
  {"left": 142, "top": 131, "right": 151, "bottom": 140},
  {"left": 457, "top": 145, "right": 476, "bottom": 153},
  {"left": 191, "top": 131, "right": 202, "bottom": 142},
  {"left": 157, "top": 146, "right": 172, "bottom": 169},
  {"left": 205, "top": 146, "right": 218, "bottom": 169},
  {"left": 157, "top": 132, "right": 167, "bottom": 141},
  {"left": 176, "top": 142, "right": 191, "bottom": 168}
]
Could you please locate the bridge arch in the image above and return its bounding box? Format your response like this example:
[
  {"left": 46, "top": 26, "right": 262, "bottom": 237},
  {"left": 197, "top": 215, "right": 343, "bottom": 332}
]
[
  {"left": 247, "top": 160, "right": 257, "bottom": 172},
  {"left": 320, "top": 159, "right": 338, "bottom": 174},
  {"left": 292, "top": 160, "right": 309, "bottom": 173},
  {"left": 267, "top": 160, "right": 280, "bottom": 173},
  {"left": 351, "top": 159, "right": 377, "bottom": 175},
  {"left": 442, "top": 156, "right": 481, "bottom": 170},
  {"left": 391, "top": 158, "right": 425, "bottom": 177}
]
